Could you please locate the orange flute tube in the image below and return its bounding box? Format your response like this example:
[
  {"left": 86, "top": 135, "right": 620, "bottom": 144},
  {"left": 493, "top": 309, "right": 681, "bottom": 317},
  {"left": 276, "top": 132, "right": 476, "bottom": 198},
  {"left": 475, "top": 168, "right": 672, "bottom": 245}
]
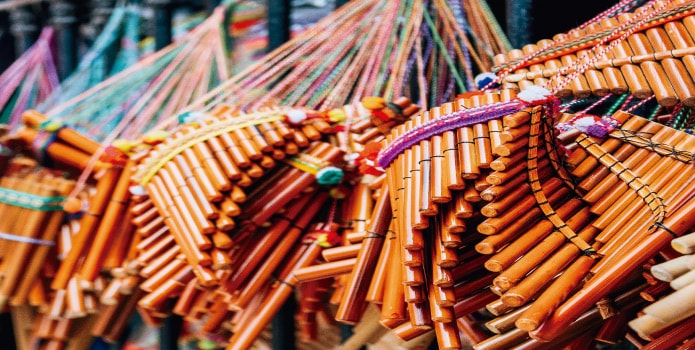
[
  {"left": 79, "top": 161, "right": 134, "bottom": 282},
  {"left": 530, "top": 193, "right": 695, "bottom": 341},
  {"left": 336, "top": 183, "right": 391, "bottom": 323},
  {"left": 51, "top": 167, "right": 121, "bottom": 290}
]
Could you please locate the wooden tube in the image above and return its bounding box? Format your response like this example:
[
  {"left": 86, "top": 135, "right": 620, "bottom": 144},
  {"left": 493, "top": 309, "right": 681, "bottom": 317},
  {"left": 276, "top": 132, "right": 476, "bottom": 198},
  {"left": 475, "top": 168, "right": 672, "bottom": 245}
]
[
  {"left": 168, "top": 158, "right": 218, "bottom": 218},
  {"left": 231, "top": 193, "right": 328, "bottom": 309},
  {"left": 79, "top": 162, "right": 134, "bottom": 282},
  {"left": 570, "top": 112, "right": 649, "bottom": 178},
  {"left": 321, "top": 244, "right": 361, "bottom": 262},
  {"left": 190, "top": 142, "right": 232, "bottom": 191},
  {"left": 485, "top": 304, "right": 532, "bottom": 334},
  {"left": 514, "top": 251, "right": 597, "bottom": 332},
  {"left": 336, "top": 183, "right": 391, "bottom": 324},
  {"left": 365, "top": 226, "right": 396, "bottom": 304},
  {"left": 429, "top": 109, "right": 452, "bottom": 202},
  {"left": 293, "top": 258, "right": 357, "bottom": 282},
  {"left": 581, "top": 120, "right": 669, "bottom": 205},
  {"left": 438, "top": 103, "right": 463, "bottom": 190},
  {"left": 578, "top": 47, "right": 610, "bottom": 97},
  {"left": 650, "top": 254, "right": 694, "bottom": 282},
  {"left": 248, "top": 142, "right": 342, "bottom": 227},
  {"left": 454, "top": 290, "right": 498, "bottom": 317},
  {"left": 146, "top": 177, "right": 209, "bottom": 266},
  {"left": 457, "top": 314, "right": 490, "bottom": 345},
  {"left": 501, "top": 226, "right": 600, "bottom": 307},
  {"left": 521, "top": 43, "right": 551, "bottom": 87},
  {"left": 638, "top": 315, "right": 695, "bottom": 350},
  {"left": 560, "top": 52, "right": 592, "bottom": 99},
  {"left": 140, "top": 245, "right": 182, "bottom": 280},
  {"left": 418, "top": 112, "right": 438, "bottom": 216},
  {"left": 156, "top": 168, "right": 213, "bottom": 246},
  {"left": 530, "top": 191, "right": 695, "bottom": 341},
  {"left": 51, "top": 168, "right": 120, "bottom": 290},
  {"left": 433, "top": 320, "right": 462, "bottom": 350},
  {"left": 208, "top": 135, "right": 245, "bottom": 178},
  {"left": 455, "top": 115, "right": 480, "bottom": 179},
  {"left": 476, "top": 177, "right": 567, "bottom": 236},
  {"left": 486, "top": 155, "right": 550, "bottom": 187},
  {"left": 21, "top": 110, "right": 100, "bottom": 154},
  {"left": 225, "top": 241, "right": 323, "bottom": 350},
  {"left": 472, "top": 326, "right": 528, "bottom": 350},
  {"left": 646, "top": 26, "right": 695, "bottom": 107},
  {"left": 223, "top": 192, "right": 313, "bottom": 293},
  {"left": 672, "top": 232, "right": 695, "bottom": 254},
  {"left": 600, "top": 17, "right": 652, "bottom": 99},
  {"left": 409, "top": 115, "right": 427, "bottom": 230},
  {"left": 620, "top": 13, "right": 678, "bottom": 107},
  {"left": 493, "top": 204, "right": 591, "bottom": 291},
  {"left": 174, "top": 154, "right": 221, "bottom": 203},
  {"left": 140, "top": 257, "right": 187, "bottom": 292},
  {"left": 380, "top": 235, "right": 407, "bottom": 327},
  {"left": 4, "top": 178, "right": 73, "bottom": 306}
]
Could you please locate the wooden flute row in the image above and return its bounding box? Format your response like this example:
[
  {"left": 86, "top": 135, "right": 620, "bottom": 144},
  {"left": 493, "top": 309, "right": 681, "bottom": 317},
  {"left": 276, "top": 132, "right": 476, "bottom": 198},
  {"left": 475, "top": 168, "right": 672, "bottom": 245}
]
[
  {"left": 493, "top": 0, "right": 695, "bottom": 108},
  {"left": 3, "top": 86, "right": 695, "bottom": 350},
  {"left": 0, "top": 97, "right": 426, "bottom": 349}
]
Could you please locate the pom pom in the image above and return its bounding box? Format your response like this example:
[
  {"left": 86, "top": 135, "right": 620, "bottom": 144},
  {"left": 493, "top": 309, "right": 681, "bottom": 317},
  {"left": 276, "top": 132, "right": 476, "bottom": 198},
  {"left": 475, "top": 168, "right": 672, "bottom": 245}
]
[
  {"left": 143, "top": 130, "right": 168, "bottom": 145},
  {"left": 355, "top": 142, "right": 384, "bottom": 175},
  {"left": 112, "top": 139, "right": 138, "bottom": 153},
  {"left": 517, "top": 85, "right": 553, "bottom": 104},
  {"left": 39, "top": 119, "right": 64, "bottom": 132},
  {"left": 315, "top": 230, "right": 341, "bottom": 248},
  {"left": 177, "top": 111, "right": 205, "bottom": 126},
  {"left": 129, "top": 185, "right": 147, "bottom": 196},
  {"left": 475, "top": 72, "right": 499, "bottom": 90},
  {"left": 573, "top": 116, "right": 598, "bottom": 132},
  {"left": 316, "top": 166, "right": 344, "bottom": 185},
  {"left": 327, "top": 108, "right": 347, "bottom": 123},
  {"left": 63, "top": 197, "right": 83, "bottom": 214},
  {"left": 99, "top": 145, "right": 128, "bottom": 166},
  {"left": 285, "top": 110, "right": 308, "bottom": 125},
  {"left": 586, "top": 124, "right": 609, "bottom": 138},
  {"left": 361, "top": 96, "right": 386, "bottom": 110}
]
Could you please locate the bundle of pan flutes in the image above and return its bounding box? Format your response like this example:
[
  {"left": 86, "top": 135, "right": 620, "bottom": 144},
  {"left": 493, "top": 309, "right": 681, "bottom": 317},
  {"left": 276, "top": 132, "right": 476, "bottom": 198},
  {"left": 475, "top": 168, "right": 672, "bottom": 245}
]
[
  {"left": 2, "top": 81, "right": 692, "bottom": 350},
  {"left": 4, "top": 1, "right": 695, "bottom": 349}
]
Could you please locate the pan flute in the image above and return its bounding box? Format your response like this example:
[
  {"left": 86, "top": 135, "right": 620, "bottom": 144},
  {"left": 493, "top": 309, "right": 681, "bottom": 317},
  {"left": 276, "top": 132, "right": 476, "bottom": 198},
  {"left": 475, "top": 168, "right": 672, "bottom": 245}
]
[{"left": 493, "top": 0, "right": 695, "bottom": 109}]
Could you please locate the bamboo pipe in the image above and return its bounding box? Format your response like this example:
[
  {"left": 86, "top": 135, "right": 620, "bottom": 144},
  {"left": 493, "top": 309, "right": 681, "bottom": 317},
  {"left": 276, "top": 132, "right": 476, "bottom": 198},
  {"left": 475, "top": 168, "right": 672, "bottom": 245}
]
[
  {"left": 365, "top": 224, "right": 396, "bottom": 304},
  {"left": 646, "top": 26, "right": 695, "bottom": 107},
  {"left": 336, "top": 182, "right": 391, "bottom": 324},
  {"left": 380, "top": 229, "right": 407, "bottom": 328},
  {"left": 225, "top": 239, "right": 324, "bottom": 350},
  {"left": 78, "top": 160, "right": 135, "bottom": 282},
  {"left": 620, "top": 13, "right": 678, "bottom": 107},
  {"left": 493, "top": 204, "right": 592, "bottom": 293},
  {"left": 570, "top": 111, "right": 648, "bottom": 178},
  {"left": 248, "top": 142, "right": 342, "bottom": 227},
  {"left": 14, "top": 127, "right": 106, "bottom": 171},
  {"left": 672, "top": 232, "right": 695, "bottom": 254},
  {"left": 222, "top": 192, "right": 314, "bottom": 294},
  {"left": 454, "top": 98, "right": 480, "bottom": 180},
  {"left": 501, "top": 226, "right": 600, "bottom": 309},
  {"left": 601, "top": 17, "right": 653, "bottom": 99},
  {"left": 409, "top": 114, "right": 427, "bottom": 229},
  {"left": 21, "top": 110, "right": 100, "bottom": 155},
  {"left": 530, "top": 182, "right": 695, "bottom": 341},
  {"left": 9, "top": 178, "right": 74, "bottom": 306},
  {"left": 230, "top": 192, "right": 328, "bottom": 309},
  {"left": 51, "top": 167, "right": 121, "bottom": 290},
  {"left": 441, "top": 103, "right": 465, "bottom": 189},
  {"left": 0, "top": 180, "right": 56, "bottom": 306}
]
